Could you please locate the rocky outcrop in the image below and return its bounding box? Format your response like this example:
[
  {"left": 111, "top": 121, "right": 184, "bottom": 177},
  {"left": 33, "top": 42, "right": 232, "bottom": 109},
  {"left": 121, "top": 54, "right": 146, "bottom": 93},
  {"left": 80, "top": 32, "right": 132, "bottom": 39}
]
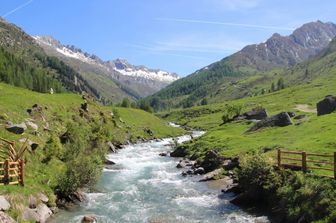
[
  {"left": 107, "top": 142, "right": 117, "bottom": 153},
  {"left": 25, "top": 120, "right": 38, "bottom": 131},
  {"left": 199, "top": 168, "right": 223, "bottom": 182},
  {"left": 170, "top": 146, "right": 188, "bottom": 157},
  {"left": 248, "top": 112, "right": 293, "bottom": 132},
  {"left": 0, "top": 211, "right": 15, "bottom": 223},
  {"left": 0, "top": 196, "right": 10, "bottom": 211},
  {"left": 5, "top": 122, "right": 27, "bottom": 134},
  {"left": 22, "top": 203, "right": 52, "bottom": 223},
  {"left": 105, "top": 159, "right": 116, "bottom": 165},
  {"left": 199, "top": 150, "right": 224, "bottom": 172},
  {"left": 19, "top": 138, "right": 39, "bottom": 151},
  {"left": 144, "top": 127, "right": 154, "bottom": 136},
  {"left": 242, "top": 108, "right": 268, "bottom": 120},
  {"left": 317, "top": 95, "right": 336, "bottom": 116}
]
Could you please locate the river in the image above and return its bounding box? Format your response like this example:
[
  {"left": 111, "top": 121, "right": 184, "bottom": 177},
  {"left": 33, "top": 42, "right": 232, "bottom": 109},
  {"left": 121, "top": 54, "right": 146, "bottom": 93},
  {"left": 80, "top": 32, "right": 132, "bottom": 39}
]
[{"left": 51, "top": 131, "right": 269, "bottom": 223}]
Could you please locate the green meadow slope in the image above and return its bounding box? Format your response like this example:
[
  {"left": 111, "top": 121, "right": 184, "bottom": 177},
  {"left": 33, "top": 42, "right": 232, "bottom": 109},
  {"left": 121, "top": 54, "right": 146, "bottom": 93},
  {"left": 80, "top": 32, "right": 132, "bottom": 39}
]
[
  {"left": 0, "top": 82, "right": 184, "bottom": 220},
  {"left": 160, "top": 49, "right": 336, "bottom": 159}
]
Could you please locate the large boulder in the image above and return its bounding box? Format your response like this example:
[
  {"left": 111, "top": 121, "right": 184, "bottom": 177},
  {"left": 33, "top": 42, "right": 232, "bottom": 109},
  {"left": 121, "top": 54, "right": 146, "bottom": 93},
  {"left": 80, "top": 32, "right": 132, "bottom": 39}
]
[
  {"left": 170, "top": 146, "right": 188, "bottom": 157},
  {"left": 5, "top": 122, "right": 27, "bottom": 134},
  {"left": 199, "top": 168, "right": 223, "bottom": 181},
  {"left": 243, "top": 108, "right": 268, "bottom": 120},
  {"left": 248, "top": 112, "right": 292, "bottom": 132},
  {"left": 22, "top": 203, "right": 52, "bottom": 223},
  {"left": 317, "top": 95, "right": 336, "bottom": 116},
  {"left": 199, "top": 150, "right": 224, "bottom": 172},
  {"left": 0, "top": 196, "right": 10, "bottom": 211}
]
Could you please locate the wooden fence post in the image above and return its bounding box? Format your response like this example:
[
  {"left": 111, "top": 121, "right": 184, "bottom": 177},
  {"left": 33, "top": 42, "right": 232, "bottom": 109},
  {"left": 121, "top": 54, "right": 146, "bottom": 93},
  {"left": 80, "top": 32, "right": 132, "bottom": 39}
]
[
  {"left": 334, "top": 152, "right": 336, "bottom": 180},
  {"left": 4, "top": 159, "right": 9, "bottom": 184},
  {"left": 277, "top": 149, "right": 281, "bottom": 168},
  {"left": 302, "top": 152, "right": 307, "bottom": 173},
  {"left": 19, "top": 159, "right": 24, "bottom": 186}
]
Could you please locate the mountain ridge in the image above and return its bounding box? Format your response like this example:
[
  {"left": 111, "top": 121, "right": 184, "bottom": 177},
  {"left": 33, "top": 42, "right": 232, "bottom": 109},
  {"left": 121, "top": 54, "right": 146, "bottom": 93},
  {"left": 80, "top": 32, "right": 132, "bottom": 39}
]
[
  {"left": 149, "top": 20, "right": 336, "bottom": 109},
  {"left": 34, "top": 35, "right": 179, "bottom": 98}
]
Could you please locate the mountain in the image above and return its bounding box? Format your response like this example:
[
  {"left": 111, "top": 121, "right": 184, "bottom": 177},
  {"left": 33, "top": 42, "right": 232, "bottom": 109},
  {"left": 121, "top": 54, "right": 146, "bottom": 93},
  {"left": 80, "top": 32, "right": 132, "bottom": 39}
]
[
  {"left": 34, "top": 36, "right": 179, "bottom": 98},
  {"left": 149, "top": 21, "right": 336, "bottom": 109},
  {"left": 229, "top": 21, "right": 336, "bottom": 71},
  {"left": 0, "top": 18, "right": 108, "bottom": 100}
]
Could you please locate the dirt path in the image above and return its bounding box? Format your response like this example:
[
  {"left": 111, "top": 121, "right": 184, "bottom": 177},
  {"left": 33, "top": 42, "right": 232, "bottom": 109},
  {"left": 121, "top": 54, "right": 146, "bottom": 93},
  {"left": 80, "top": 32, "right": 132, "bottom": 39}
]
[{"left": 295, "top": 104, "right": 316, "bottom": 113}]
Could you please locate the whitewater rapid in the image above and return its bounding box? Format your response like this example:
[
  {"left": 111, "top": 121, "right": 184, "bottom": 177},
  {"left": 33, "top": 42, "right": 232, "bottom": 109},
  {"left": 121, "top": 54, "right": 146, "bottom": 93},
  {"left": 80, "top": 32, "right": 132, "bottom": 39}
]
[{"left": 51, "top": 131, "right": 269, "bottom": 223}]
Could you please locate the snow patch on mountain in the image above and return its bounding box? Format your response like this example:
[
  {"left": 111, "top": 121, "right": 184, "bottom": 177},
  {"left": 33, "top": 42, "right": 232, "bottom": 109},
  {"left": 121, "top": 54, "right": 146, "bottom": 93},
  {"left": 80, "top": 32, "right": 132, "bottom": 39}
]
[{"left": 34, "top": 36, "right": 179, "bottom": 84}]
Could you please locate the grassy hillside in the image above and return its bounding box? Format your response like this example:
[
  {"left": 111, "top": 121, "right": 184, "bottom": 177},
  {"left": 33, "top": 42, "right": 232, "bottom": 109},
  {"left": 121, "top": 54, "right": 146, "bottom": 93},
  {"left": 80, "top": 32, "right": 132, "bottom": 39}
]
[
  {"left": 0, "top": 82, "right": 184, "bottom": 221},
  {"left": 147, "top": 23, "right": 336, "bottom": 110},
  {"left": 0, "top": 18, "right": 133, "bottom": 104},
  {"left": 158, "top": 56, "right": 336, "bottom": 222},
  {"left": 159, "top": 58, "right": 336, "bottom": 159}
]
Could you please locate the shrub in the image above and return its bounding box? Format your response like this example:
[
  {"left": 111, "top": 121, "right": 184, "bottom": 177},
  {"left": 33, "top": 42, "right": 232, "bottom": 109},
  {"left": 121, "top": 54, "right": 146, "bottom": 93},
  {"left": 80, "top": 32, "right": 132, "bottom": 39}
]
[
  {"left": 236, "top": 153, "right": 282, "bottom": 200},
  {"left": 222, "top": 104, "right": 243, "bottom": 124}
]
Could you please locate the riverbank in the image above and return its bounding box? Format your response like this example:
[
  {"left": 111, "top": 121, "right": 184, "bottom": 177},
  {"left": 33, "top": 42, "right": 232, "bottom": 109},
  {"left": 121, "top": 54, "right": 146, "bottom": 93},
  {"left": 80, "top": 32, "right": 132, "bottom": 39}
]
[
  {"left": 50, "top": 131, "right": 269, "bottom": 223},
  {"left": 0, "top": 83, "right": 185, "bottom": 222}
]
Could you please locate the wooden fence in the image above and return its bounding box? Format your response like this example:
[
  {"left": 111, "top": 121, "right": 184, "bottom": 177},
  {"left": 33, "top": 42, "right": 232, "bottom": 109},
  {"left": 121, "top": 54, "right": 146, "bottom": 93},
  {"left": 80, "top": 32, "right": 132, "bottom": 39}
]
[
  {"left": 277, "top": 149, "right": 336, "bottom": 179},
  {"left": 0, "top": 138, "right": 26, "bottom": 186}
]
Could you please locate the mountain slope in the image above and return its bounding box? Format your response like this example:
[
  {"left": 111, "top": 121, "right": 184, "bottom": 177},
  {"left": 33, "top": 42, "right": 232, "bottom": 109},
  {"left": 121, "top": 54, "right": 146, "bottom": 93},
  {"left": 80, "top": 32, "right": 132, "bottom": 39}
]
[
  {"left": 0, "top": 18, "right": 103, "bottom": 99},
  {"left": 34, "top": 36, "right": 179, "bottom": 99},
  {"left": 149, "top": 21, "right": 336, "bottom": 109}
]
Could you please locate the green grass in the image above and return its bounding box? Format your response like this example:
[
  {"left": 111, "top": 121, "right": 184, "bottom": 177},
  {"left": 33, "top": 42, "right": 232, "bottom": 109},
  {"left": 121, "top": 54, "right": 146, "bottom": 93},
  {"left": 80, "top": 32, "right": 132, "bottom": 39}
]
[
  {"left": 0, "top": 82, "right": 184, "bottom": 221},
  {"left": 159, "top": 64, "right": 336, "bottom": 172}
]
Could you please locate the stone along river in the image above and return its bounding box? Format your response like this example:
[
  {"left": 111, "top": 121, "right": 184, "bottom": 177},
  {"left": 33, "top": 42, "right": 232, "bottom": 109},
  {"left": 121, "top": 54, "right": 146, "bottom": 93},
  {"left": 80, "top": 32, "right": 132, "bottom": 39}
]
[{"left": 51, "top": 131, "right": 269, "bottom": 223}]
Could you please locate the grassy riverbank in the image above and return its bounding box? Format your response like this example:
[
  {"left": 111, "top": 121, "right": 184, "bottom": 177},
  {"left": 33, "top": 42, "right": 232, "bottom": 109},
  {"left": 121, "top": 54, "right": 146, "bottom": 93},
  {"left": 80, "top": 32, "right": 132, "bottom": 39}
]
[
  {"left": 158, "top": 63, "right": 336, "bottom": 222},
  {"left": 0, "top": 82, "right": 184, "bottom": 221}
]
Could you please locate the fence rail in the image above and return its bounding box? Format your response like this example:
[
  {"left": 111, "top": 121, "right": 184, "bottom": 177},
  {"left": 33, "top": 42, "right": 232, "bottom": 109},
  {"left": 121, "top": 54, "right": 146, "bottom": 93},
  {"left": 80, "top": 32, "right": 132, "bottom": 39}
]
[
  {"left": 0, "top": 138, "right": 26, "bottom": 186},
  {"left": 277, "top": 149, "right": 336, "bottom": 179}
]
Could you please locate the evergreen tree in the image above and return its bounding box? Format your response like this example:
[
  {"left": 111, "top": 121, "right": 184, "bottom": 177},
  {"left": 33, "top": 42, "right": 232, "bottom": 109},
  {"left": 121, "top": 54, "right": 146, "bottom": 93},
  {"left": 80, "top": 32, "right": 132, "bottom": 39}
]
[
  {"left": 271, "top": 82, "right": 276, "bottom": 92},
  {"left": 121, "top": 98, "right": 130, "bottom": 108}
]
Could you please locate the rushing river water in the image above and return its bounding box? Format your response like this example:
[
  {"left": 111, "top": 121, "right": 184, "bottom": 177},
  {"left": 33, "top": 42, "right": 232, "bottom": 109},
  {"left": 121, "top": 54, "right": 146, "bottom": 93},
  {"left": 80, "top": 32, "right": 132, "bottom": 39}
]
[{"left": 51, "top": 131, "right": 269, "bottom": 223}]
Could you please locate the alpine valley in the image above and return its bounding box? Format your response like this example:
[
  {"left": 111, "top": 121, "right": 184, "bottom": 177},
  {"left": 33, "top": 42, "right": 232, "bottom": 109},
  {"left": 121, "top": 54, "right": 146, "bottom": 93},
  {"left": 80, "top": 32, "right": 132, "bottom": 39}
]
[{"left": 0, "top": 6, "right": 336, "bottom": 223}]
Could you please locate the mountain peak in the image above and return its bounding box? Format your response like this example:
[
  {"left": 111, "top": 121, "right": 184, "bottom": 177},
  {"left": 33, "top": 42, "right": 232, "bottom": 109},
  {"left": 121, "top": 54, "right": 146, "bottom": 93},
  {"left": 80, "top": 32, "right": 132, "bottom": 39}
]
[{"left": 229, "top": 20, "right": 336, "bottom": 70}]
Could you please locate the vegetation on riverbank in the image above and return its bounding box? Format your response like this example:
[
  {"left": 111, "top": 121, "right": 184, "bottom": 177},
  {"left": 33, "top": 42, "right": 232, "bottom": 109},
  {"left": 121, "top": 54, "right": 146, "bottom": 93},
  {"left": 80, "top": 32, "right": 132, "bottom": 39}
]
[
  {"left": 158, "top": 50, "right": 336, "bottom": 222},
  {"left": 0, "top": 82, "right": 184, "bottom": 221},
  {"left": 235, "top": 154, "right": 336, "bottom": 223}
]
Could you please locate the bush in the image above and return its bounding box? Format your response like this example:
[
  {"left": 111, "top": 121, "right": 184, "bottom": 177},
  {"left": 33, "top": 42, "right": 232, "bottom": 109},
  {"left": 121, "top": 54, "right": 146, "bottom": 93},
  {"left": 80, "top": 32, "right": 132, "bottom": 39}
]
[
  {"left": 235, "top": 153, "right": 336, "bottom": 223},
  {"left": 55, "top": 121, "right": 105, "bottom": 197},
  {"left": 236, "top": 153, "right": 282, "bottom": 200},
  {"left": 222, "top": 104, "right": 243, "bottom": 124},
  {"left": 56, "top": 154, "right": 102, "bottom": 196}
]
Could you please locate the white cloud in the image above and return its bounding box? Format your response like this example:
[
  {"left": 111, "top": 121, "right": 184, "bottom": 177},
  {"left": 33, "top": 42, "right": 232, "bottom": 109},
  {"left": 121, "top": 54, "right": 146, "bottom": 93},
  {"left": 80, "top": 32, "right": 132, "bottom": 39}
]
[
  {"left": 156, "top": 18, "right": 295, "bottom": 31},
  {"left": 125, "top": 34, "right": 249, "bottom": 55}
]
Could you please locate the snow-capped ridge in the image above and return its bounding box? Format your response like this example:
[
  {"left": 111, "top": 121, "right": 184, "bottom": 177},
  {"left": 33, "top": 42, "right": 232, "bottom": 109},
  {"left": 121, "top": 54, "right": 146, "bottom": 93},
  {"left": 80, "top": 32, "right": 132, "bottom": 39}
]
[{"left": 34, "top": 36, "right": 179, "bottom": 84}]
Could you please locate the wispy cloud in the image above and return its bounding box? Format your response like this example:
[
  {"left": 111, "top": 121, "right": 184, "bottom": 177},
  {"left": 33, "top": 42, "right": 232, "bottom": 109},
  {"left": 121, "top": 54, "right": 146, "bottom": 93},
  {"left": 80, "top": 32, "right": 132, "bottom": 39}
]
[
  {"left": 156, "top": 18, "right": 295, "bottom": 31},
  {"left": 2, "top": 0, "right": 34, "bottom": 18},
  {"left": 125, "top": 34, "right": 249, "bottom": 56}
]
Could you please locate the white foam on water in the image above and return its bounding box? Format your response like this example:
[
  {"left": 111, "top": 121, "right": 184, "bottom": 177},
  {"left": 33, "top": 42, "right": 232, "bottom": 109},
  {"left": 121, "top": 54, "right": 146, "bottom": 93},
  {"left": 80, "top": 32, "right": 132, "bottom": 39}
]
[{"left": 51, "top": 131, "right": 269, "bottom": 223}]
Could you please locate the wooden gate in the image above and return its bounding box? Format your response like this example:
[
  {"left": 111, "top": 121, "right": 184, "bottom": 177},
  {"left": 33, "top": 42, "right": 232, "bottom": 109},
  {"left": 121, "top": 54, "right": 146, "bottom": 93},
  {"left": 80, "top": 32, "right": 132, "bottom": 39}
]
[{"left": 0, "top": 138, "right": 26, "bottom": 186}]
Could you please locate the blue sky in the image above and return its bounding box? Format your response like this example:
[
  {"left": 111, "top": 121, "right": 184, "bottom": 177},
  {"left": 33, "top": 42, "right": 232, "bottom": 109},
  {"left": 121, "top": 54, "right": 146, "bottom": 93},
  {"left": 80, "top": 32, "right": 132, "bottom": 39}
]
[{"left": 1, "top": 0, "right": 336, "bottom": 76}]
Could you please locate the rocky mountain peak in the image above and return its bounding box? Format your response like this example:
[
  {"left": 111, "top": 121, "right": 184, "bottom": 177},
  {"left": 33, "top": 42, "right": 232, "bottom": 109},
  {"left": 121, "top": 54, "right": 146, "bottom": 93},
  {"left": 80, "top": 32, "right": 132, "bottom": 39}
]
[{"left": 230, "top": 21, "right": 336, "bottom": 70}]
